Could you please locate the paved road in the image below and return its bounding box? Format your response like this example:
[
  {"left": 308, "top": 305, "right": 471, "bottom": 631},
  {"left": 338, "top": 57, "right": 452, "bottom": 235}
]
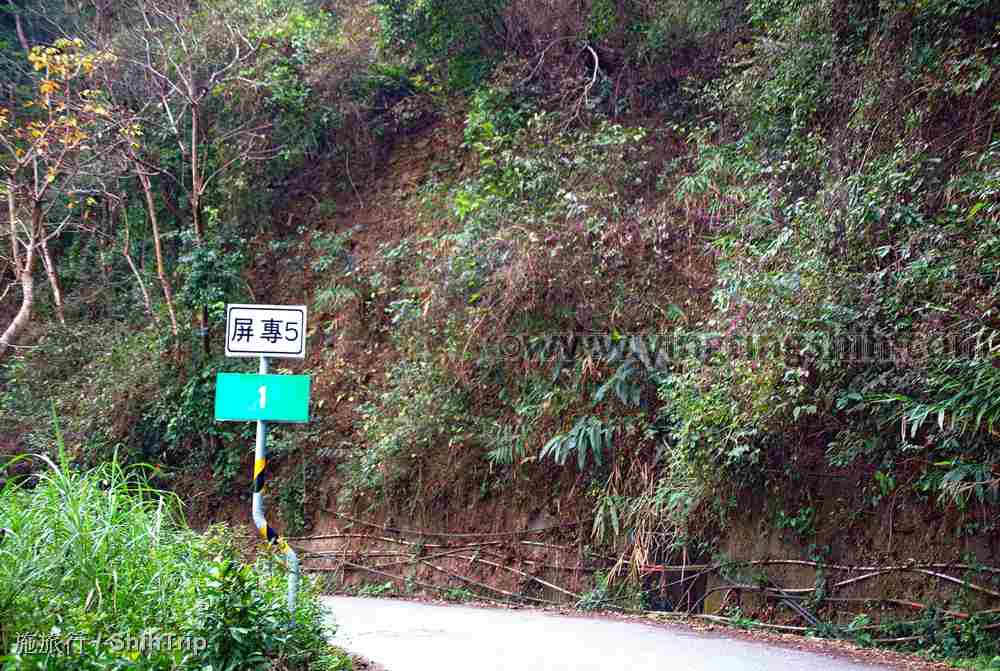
[{"left": 325, "top": 597, "right": 893, "bottom": 671}]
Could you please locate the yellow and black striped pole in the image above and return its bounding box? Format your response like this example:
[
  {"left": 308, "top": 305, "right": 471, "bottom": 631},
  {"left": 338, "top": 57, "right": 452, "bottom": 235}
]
[{"left": 251, "top": 356, "right": 300, "bottom": 615}]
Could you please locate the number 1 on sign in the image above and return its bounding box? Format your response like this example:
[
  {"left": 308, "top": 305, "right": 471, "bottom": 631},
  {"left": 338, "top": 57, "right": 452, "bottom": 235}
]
[{"left": 259, "top": 385, "right": 267, "bottom": 409}]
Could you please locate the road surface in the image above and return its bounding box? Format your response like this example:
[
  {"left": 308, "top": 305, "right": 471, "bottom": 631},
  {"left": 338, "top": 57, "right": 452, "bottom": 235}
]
[{"left": 325, "top": 596, "right": 893, "bottom": 671}]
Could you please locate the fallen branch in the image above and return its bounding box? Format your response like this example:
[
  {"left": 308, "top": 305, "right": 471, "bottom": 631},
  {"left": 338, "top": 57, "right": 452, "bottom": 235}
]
[
  {"left": 323, "top": 511, "right": 589, "bottom": 539},
  {"left": 418, "top": 560, "right": 559, "bottom": 605},
  {"left": 303, "top": 556, "right": 549, "bottom": 607},
  {"left": 566, "top": 44, "right": 601, "bottom": 128},
  {"left": 479, "top": 547, "right": 598, "bottom": 573},
  {"left": 694, "top": 614, "right": 811, "bottom": 633},
  {"left": 287, "top": 533, "right": 447, "bottom": 549},
  {"left": 305, "top": 557, "right": 439, "bottom": 595},
  {"left": 645, "top": 560, "right": 1000, "bottom": 604},
  {"left": 301, "top": 551, "right": 407, "bottom": 560},
  {"left": 453, "top": 554, "right": 581, "bottom": 600},
  {"left": 519, "top": 540, "right": 616, "bottom": 562},
  {"left": 303, "top": 552, "right": 568, "bottom": 607},
  {"left": 369, "top": 546, "right": 485, "bottom": 571},
  {"left": 780, "top": 595, "right": 990, "bottom": 621},
  {"left": 913, "top": 568, "right": 1000, "bottom": 599},
  {"left": 642, "top": 560, "right": 1000, "bottom": 576}
]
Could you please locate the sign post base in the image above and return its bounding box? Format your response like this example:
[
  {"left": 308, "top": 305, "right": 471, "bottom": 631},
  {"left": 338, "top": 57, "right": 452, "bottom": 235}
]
[{"left": 249, "top": 356, "right": 300, "bottom": 618}]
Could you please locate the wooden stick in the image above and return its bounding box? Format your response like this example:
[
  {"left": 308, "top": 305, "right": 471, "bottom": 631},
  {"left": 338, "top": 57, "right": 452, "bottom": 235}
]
[
  {"left": 913, "top": 568, "right": 1000, "bottom": 599},
  {"left": 478, "top": 548, "right": 598, "bottom": 573},
  {"left": 642, "top": 560, "right": 1000, "bottom": 575},
  {"left": 287, "top": 533, "right": 447, "bottom": 548},
  {"left": 324, "top": 511, "right": 589, "bottom": 538},
  {"left": 694, "top": 614, "right": 811, "bottom": 633},
  {"left": 453, "top": 554, "right": 581, "bottom": 600},
  {"left": 418, "top": 560, "right": 558, "bottom": 605}
]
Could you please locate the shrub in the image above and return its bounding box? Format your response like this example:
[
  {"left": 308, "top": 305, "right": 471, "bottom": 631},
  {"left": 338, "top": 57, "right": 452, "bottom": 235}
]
[
  {"left": 0, "top": 449, "right": 345, "bottom": 670},
  {"left": 375, "top": 0, "right": 506, "bottom": 89},
  {"left": 345, "top": 354, "right": 476, "bottom": 503}
]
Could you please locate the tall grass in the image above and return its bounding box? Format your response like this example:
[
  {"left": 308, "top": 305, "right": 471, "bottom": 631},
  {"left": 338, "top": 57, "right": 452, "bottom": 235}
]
[{"left": 0, "top": 449, "right": 344, "bottom": 670}]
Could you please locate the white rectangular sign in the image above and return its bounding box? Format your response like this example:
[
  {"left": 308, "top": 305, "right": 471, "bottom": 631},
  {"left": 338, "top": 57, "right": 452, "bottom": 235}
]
[{"left": 225, "top": 304, "right": 308, "bottom": 359}]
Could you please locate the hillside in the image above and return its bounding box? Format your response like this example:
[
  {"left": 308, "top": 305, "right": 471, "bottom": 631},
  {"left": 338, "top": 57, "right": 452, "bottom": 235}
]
[{"left": 3, "top": 0, "right": 1000, "bottom": 665}]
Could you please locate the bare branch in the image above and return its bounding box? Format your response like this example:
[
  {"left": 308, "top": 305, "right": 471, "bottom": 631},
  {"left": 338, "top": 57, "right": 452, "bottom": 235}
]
[{"left": 7, "top": 0, "right": 30, "bottom": 52}]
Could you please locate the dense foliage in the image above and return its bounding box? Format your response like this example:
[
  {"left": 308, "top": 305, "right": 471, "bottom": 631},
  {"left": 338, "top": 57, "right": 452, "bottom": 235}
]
[
  {"left": 0, "top": 447, "right": 345, "bottom": 670},
  {"left": 3, "top": 0, "right": 1000, "bottom": 664}
]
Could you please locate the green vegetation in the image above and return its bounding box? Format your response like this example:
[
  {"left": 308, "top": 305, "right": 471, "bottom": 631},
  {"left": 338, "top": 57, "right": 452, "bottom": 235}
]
[
  {"left": 3, "top": 0, "right": 1000, "bottom": 666},
  {"left": 0, "top": 446, "right": 345, "bottom": 670}
]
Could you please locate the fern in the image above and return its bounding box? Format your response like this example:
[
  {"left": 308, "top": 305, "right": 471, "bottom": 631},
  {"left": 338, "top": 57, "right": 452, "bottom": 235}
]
[
  {"left": 594, "top": 360, "right": 643, "bottom": 407},
  {"left": 540, "top": 415, "right": 613, "bottom": 470},
  {"left": 937, "top": 460, "right": 998, "bottom": 507},
  {"left": 485, "top": 423, "right": 523, "bottom": 466},
  {"left": 876, "top": 355, "right": 1000, "bottom": 440}
]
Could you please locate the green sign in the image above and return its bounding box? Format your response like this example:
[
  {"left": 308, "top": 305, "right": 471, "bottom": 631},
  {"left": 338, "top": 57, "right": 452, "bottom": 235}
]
[{"left": 214, "top": 373, "right": 311, "bottom": 423}]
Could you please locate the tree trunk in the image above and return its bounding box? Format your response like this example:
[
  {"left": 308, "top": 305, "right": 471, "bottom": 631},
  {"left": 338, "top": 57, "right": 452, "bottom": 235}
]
[
  {"left": 0, "top": 250, "right": 34, "bottom": 359},
  {"left": 39, "top": 231, "right": 66, "bottom": 325},
  {"left": 0, "top": 191, "right": 35, "bottom": 360},
  {"left": 120, "top": 206, "right": 157, "bottom": 325},
  {"left": 189, "top": 104, "right": 210, "bottom": 355},
  {"left": 190, "top": 105, "right": 203, "bottom": 243},
  {"left": 137, "top": 169, "right": 179, "bottom": 337},
  {"left": 8, "top": 1, "right": 30, "bottom": 52}
]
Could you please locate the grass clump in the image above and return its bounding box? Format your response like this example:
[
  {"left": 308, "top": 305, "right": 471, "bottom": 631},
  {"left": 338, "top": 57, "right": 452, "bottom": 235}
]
[{"left": 0, "top": 451, "right": 348, "bottom": 670}]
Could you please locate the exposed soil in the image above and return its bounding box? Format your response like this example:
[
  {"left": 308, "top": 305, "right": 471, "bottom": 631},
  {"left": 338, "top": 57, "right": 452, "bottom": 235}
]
[{"left": 194, "top": 112, "right": 1000, "bottom": 649}]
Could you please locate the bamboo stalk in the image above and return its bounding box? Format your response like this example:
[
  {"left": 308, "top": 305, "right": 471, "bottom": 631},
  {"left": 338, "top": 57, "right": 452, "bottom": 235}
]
[
  {"left": 453, "top": 554, "right": 581, "bottom": 600},
  {"left": 478, "top": 548, "right": 598, "bottom": 572},
  {"left": 369, "top": 547, "right": 476, "bottom": 570},
  {"left": 301, "top": 551, "right": 408, "bottom": 559},
  {"left": 869, "top": 620, "right": 1000, "bottom": 643},
  {"left": 286, "top": 533, "right": 448, "bottom": 549},
  {"left": 649, "top": 561, "right": 1000, "bottom": 604},
  {"left": 325, "top": 511, "right": 589, "bottom": 538},
  {"left": 913, "top": 568, "right": 1000, "bottom": 599},
  {"left": 643, "top": 560, "right": 1000, "bottom": 576},
  {"left": 303, "top": 557, "right": 499, "bottom": 603},
  {"left": 418, "top": 560, "right": 559, "bottom": 605},
  {"left": 694, "top": 614, "right": 811, "bottom": 633}
]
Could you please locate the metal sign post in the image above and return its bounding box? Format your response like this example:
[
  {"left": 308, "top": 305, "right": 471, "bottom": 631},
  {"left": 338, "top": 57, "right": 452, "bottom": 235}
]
[
  {"left": 215, "top": 303, "right": 311, "bottom": 618},
  {"left": 250, "top": 355, "right": 299, "bottom": 615}
]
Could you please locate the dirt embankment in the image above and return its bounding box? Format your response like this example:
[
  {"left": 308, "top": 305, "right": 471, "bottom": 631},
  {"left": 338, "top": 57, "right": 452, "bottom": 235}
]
[{"left": 199, "top": 113, "right": 999, "bottom": 637}]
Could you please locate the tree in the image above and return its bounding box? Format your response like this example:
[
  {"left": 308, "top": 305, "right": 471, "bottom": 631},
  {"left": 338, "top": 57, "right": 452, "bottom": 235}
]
[
  {"left": 111, "top": 110, "right": 180, "bottom": 337},
  {"left": 102, "top": 0, "right": 286, "bottom": 354},
  {"left": 0, "top": 38, "right": 117, "bottom": 359}
]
